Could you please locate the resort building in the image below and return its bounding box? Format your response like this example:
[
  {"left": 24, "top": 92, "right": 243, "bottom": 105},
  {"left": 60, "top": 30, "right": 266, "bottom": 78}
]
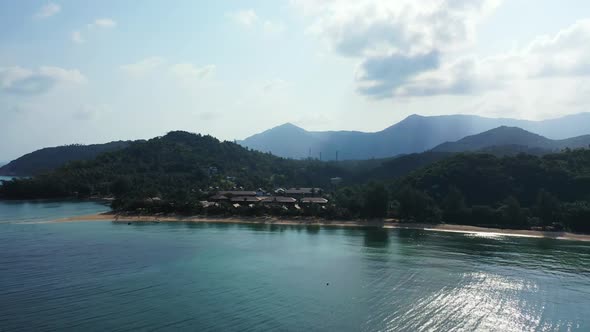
[
  {"left": 261, "top": 196, "right": 297, "bottom": 204},
  {"left": 208, "top": 187, "right": 327, "bottom": 207},
  {"left": 283, "top": 188, "right": 323, "bottom": 197},
  {"left": 209, "top": 194, "right": 229, "bottom": 201},
  {"left": 230, "top": 196, "right": 262, "bottom": 203},
  {"left": 217, "top": 191, "right": 257, "bottom": 197},
  {"left": 300, "top": 197, "right": 329, "bottom": 204}
]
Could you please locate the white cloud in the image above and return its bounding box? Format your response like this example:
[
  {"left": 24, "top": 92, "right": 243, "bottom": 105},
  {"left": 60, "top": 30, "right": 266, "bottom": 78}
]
[
  {"left": 38, "top": 66, "right": 86, "bottom": 84},
  {"left": 88, "top": 18, "right": 117, "bottom": 29},
  {"left": 120, "top": 57, "right": 166, "bottom": 76},
  {"left": 227, "top": 9, "right": 285, "bottom": 35},
  {"left": 294, "top": 0, "right": 590, "bottom": 105},
  {"left": 262, "top": 79, "right": 288, "bottom": 93},
  {"left": 292, "top": 0, "right": 502, "bottom": 98},
  {"left": 34, "top": 3, "right": 61, "bottom": 18},
  {"left": 294, "top": 0, "right": 500, "bottom": 55},
  {"left": 227, "top": 9, "right": 259, "bottom": 27},
  {"left": 525, "top": 20, "right": 590, "bottom": 77},
  {"left": 0, "top": 66, "right": 86, "bottom": 95},
  {"left": 263, "top": 21, "right": 286, "bottom": 35},
  {"left": 71, "top": 18, "right": 117, "bottom": 44},
  {"left": 197, "top": 111, "right": 220, "bottom": 121},
  {"left": 170, "top": 63, "right": 216, "bottom": 80},
  {"left": 394, "top": 19, "right": 590, "bottom": 97},
  {"left": 71, "top": 30, "right": 85, "bottom": 44},
  {"left": 73, "top": 104, "right": 112, "bottom": 120},
  {"left": 227, "top": 9, "right": 285, "bottom": 36},
  {"left": 122, "top": 58, "right": 216, "bottom": 82}
]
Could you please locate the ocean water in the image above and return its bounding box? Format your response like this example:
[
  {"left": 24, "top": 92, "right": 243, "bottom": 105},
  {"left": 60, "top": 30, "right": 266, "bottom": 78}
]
[{"left": 0, "top": 201, "right": 589, "bottom": 331}]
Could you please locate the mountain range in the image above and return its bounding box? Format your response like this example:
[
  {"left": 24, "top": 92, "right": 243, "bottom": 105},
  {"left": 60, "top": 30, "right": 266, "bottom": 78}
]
[
  {"left": 3, "top": 112, "right": 590, "bottom": 176},
  {"left": 239, "top": 113, "right": 590, "bottom": 160}
]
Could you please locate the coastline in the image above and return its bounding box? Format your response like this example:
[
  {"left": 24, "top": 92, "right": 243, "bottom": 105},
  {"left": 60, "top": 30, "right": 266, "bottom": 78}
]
[{"left": 56, "top": 212, "right": 590, "bottom": 242}]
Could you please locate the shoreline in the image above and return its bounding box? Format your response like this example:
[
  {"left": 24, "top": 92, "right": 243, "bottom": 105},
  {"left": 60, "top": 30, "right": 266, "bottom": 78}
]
[{"left": 56, "top": 212, "right": 590, "bottom": 242}]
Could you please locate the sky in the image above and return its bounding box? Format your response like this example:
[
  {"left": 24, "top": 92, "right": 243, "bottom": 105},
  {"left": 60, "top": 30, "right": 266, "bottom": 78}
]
[{"left": 2, "top": 0, "right": 590, "bottom": 160}]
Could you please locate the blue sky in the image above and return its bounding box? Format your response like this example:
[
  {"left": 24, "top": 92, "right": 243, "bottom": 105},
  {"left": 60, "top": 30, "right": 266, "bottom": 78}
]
[{"left": 2, "top": 0, "right": 590, "bottom": 160}]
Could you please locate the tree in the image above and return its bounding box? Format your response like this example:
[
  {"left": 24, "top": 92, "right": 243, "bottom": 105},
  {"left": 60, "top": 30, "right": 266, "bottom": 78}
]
[
  {"left": 442, "top": 186, "right": 467, "bottom": 223},
  {"left": 363, "top": 182, "right": 389, "bottom": 218},
  {"left": 500, "top": 196, "right": 527, "bottom": 226},
  {"left": 535, "top": 189, "right": 560, "bottom": 227},
  {"left": 111, "top": 177, "right": 132, "bottom": 198},
  {"left": 396, "top": 186, "right": 441, "bottom": 223},
  {"left": 560, "top": 201, "right": 590, "bottom": 232}
]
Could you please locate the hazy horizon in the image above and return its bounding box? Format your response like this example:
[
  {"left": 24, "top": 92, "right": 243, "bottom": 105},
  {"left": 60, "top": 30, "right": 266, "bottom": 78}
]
[{"left": 4, "top": 1, "right": 590, "bottom": 160}]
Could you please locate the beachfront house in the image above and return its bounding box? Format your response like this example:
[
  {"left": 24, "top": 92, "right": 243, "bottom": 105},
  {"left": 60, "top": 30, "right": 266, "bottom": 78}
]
[
  {"left": 261, "top": 196, "right": 297, "bottom": 205},
  {"left": 209, "top": 190, "right": 258, "bottom": 203},
  {"left": 300, "top": 197, "right": 328, "bottom": 204},
  {"left": 209, "top": 194, "right": 229, "bottom": 202},
  {"left": 283, "top": 188, "right": 323, "bottom": 198},
  {"left": 230, "top": 196, "right": 262, "bottom": 203},
  {"left": 218, "top": 191, "right": 257, "bottom": 197}
]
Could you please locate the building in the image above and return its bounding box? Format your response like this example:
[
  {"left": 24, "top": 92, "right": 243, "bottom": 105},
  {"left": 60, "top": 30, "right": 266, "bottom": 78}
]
[
  {"left": 283, "top": 188, "right": 323, "bottom": 197},
  {"left": 210, "top": 190, "right": 257, "bottom": 202},
  {"left": 230, "top": 196, "right": 262, "bottom": 203},
  {"left": 209, "top": 194, "right": 229, "bottom": 201},
  {"left": 200, "top": 201, "right": 218, "bottom": 208},
  {"left": 218, "top": 191, "right": 257, "bottom": 197},
  {"left": 261, "top": 196, "right": 297, "bottom": 204},
  {"left": 300, "top": 197, "right": 329, "bottom": 204}
]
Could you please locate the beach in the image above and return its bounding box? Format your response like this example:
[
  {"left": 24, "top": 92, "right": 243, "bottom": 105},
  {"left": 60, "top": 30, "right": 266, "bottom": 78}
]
[{"left": 57, "top": 212, "right": 590, "bottom": 242}]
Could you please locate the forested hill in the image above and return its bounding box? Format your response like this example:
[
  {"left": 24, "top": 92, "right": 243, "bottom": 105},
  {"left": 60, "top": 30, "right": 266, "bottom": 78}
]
[
  {"left": 0, "top": 141, "right": 131, "bottom": 176},
  {"left": 0, "top": 131, "right": 356, "bottom": 200},
  {"left": 432, "top": 126, "right": 590, "bottom": 154},
  {"left": 0, "top": 130, "right": 453, "bottom": 201},
  {"left": 390, "top": 149, "right": 590, "bottom": 232}
]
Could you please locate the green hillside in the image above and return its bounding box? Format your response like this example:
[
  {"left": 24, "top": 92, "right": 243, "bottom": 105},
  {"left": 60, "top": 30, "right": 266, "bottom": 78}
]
[
  {"left": 0, "top": 141, "right": 131, "bottom": 176},
  {"left": 390, "top": 149, "right": 590, "bottom": 232},
  {"left": 0, "top": 131, "right": 354, "bottom": 200}
]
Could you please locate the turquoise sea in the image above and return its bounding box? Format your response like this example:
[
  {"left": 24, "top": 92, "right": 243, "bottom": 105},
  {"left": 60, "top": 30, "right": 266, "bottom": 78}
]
[{"left": 0, "top": 200, "right": 589, "bottom": 331}]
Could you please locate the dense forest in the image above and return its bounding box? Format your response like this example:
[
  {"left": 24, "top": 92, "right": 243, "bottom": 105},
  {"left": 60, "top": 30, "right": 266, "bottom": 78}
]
[
  {"left": 384, "top": 150, "right": 590, "bottom": 233},
  {"left": 1, "top": 131, "right": 590, "bottom": 233}
]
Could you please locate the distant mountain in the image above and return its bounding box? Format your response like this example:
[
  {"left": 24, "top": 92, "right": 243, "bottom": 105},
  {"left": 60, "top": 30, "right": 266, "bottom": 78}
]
[
  {"left": 239, "top": 113, "right": 590, "bottom": 160},
  {"left": 432, "top": 126, "right": 590, "bottom": 153},
  {"left": 0, "top": 141, "right": 132, "bottom": 176}
]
